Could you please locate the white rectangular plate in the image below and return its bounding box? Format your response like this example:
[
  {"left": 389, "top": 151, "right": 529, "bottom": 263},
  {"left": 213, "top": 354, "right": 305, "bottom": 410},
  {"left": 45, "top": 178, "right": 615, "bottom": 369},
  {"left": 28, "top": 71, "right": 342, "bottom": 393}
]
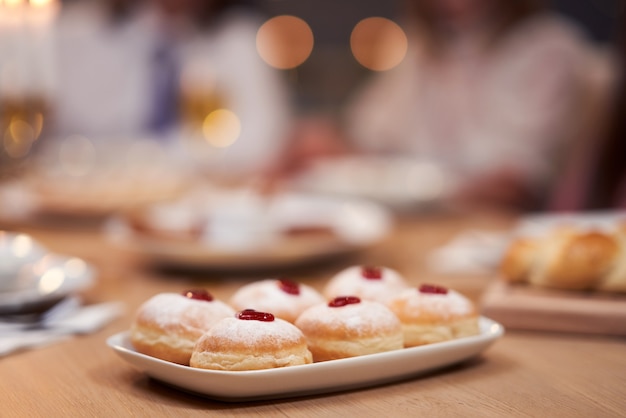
[{"left": 107, "top": 317, "right": 503, "bottom": 401}]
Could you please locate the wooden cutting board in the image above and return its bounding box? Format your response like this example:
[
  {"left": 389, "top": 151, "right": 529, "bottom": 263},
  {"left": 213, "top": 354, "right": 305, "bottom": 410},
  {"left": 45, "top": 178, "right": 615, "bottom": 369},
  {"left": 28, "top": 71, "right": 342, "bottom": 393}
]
[{"left": 480, "top": 280, "right": 626, "bottom": 336}]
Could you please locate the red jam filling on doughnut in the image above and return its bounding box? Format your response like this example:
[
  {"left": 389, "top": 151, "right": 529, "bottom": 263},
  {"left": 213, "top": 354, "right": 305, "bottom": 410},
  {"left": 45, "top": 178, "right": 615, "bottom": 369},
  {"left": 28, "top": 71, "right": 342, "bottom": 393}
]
[
  {"left": 278, "top": 279, "right": 300, "bottom": 295},
  {"left": 237, "top": 309, "right": 275, "bottom": 322},
  {"left": 418, "top": 284, "right": 448, "bottom": 295},
  {"left": 182, "top": 289, "right": 214, "bottom": 301},
  {"left": 361, "top": 266, "right": 382, "bottom": 280},
  {"left": 328, "top": 296, "right": 361, "bottom": 307}
]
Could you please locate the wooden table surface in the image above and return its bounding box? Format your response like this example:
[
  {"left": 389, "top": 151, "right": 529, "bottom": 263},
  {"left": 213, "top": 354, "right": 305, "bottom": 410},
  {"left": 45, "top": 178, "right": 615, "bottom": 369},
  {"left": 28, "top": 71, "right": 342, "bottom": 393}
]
[{"left": 2, "top": 212, "right": 625, "bottom": 417}]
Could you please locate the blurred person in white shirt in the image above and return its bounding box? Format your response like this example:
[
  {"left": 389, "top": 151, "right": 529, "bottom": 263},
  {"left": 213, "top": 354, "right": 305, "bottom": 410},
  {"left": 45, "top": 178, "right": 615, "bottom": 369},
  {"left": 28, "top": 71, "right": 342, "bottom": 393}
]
[
  {"left": 49, "top": 0, "right": 290, "bottom": 178},
  {"left": 343, "top": 0, "right": 616, "bottom": 211}
]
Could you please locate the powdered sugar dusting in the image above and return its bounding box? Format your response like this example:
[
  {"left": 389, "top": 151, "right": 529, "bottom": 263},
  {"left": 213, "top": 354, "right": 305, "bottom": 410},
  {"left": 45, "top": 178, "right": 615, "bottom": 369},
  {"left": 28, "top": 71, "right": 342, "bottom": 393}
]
[
  {"left": 229, "top": 279, "right": 325, "bottom": 322},
  {"left": 400, "top": 288, "right": 474, "bottom": 318},
  {"left": 298, "top": 300, "right": 400, "bottom": 336},
  {"left": 324, "top": 266, "right": 409, "bottom": 303},
  {"left": 206, "top": 317, "right": 305, "bottom": 346},
  {"left": 136, "top": 293, "right": 234, "bottom": 331}
]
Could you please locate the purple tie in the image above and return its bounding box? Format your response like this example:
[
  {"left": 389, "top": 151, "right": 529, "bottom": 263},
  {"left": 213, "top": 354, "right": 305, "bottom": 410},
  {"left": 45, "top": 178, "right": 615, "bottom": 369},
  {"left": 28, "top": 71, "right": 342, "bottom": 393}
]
[{"left": 147, "top": 37, "right": 179, "bottom": 135}]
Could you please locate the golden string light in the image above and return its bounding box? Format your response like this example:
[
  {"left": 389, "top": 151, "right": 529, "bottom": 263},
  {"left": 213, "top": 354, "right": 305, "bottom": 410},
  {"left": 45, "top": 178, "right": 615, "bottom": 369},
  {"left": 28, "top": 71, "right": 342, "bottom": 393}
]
[
  {"left": 351, "top": 17, "right": 408, "bottom": 71},
  {"left": 256, "top": 15, "right": 314, "bottom": 70},
  {"left": 202, "top": 109, "right": 241, "bottom": 148}
]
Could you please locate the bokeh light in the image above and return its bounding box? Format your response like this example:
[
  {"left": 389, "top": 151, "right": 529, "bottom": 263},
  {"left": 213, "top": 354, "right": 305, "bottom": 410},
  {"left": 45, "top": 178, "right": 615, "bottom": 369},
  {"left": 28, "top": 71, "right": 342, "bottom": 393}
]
[
  {"left": 64, "top": 258, "right": 87, "bottom": 278},
  {"left": 256, "top": 15, "right": 314, "bottom": 69},
  {"left": 202, "top": 109, "right": 241, "bottom": 148},
  {"left": 350, "top": 17, "right": 408, "bottom": 71},
  {"left": 3, "top": 118, "right": 36, "bottom": 159},
  {"left": 28, "top": 0, "right": 53, "bottom": 6},
  {"left": 3, "top": 122, "right": 33, "bottom": 159},
  {"left": 3, "top": 0, "right": 25, "bottom": 7},
  {"left": 10, "top": 234, "right": 33, "bottom": 258},
  {"left": 39, "top": 267, "right": 64, "bottom": 294}
]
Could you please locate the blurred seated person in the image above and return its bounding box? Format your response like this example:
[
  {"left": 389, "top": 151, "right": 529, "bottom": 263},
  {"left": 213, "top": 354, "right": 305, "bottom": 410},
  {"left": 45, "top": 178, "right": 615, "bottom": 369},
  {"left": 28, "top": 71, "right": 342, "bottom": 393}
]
[
  {"left": 588, "top": 74, "right": 626, "bottom": 209},
  {"left": 337, "top": 0, "right": 616, "bottom": 211},
  {"left": 50, "top": 0, "right": 290, "bottom": 178},
  {"left": 550, "top": 19, "right": 625, "bottom": 210}
]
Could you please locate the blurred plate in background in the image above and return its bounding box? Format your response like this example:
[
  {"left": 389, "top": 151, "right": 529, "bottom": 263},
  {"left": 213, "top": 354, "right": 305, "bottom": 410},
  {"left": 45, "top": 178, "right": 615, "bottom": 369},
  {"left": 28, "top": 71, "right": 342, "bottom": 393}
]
[
  {"left": 0, "top": 138, "right": 190, "bottom": 223},
  {"left": 290, "top": 156, "right": 457, "bottom": 211},
  {"left": 105, "top": 191, "right": 392, "bottom": 270}
]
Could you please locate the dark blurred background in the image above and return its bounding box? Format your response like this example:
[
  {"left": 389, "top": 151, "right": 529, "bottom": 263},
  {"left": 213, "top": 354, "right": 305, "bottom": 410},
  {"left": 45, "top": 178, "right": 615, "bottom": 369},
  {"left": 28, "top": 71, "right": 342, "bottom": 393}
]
[{"left": 256, "top": 0, "right": 623, "bottom": 113}]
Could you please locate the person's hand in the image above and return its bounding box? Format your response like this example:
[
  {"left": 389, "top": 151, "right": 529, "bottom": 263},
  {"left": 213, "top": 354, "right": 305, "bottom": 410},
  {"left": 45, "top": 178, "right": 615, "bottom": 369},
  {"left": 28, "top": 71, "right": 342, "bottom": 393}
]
[
  {"left": 268, "top": 116, "right": 351, "bottom": 180},
  {"left": 451, "top": 167, "right": 537, "bottom": 212}
]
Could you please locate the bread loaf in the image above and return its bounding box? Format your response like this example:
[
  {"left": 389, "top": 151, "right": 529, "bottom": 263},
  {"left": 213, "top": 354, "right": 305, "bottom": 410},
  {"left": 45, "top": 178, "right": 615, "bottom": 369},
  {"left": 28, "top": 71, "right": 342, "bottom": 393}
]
[{"left": 500, "top": 223, "right": 626, "bottom": 292}]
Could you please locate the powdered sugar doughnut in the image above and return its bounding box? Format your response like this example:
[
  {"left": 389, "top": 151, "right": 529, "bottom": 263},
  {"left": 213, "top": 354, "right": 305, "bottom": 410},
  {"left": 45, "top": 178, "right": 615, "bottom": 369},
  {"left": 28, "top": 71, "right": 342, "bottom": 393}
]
[
  {"left": 229, "top": 279, "right": 325, "bottom": 323},
  {"left": 130, "top": 290, "right": 235, "bottom": 365},
  {"left": 295, "top": 296, "right": 403, "bottom": 361},
  {"left": 386, "top": 284, "right": 479, "bottom": 347},
  {"left": 190, "top": 309, "right": 312, "bottom": 371},
  {"left": 323, "top": 265, "right": 409, "bottom": 303}
]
